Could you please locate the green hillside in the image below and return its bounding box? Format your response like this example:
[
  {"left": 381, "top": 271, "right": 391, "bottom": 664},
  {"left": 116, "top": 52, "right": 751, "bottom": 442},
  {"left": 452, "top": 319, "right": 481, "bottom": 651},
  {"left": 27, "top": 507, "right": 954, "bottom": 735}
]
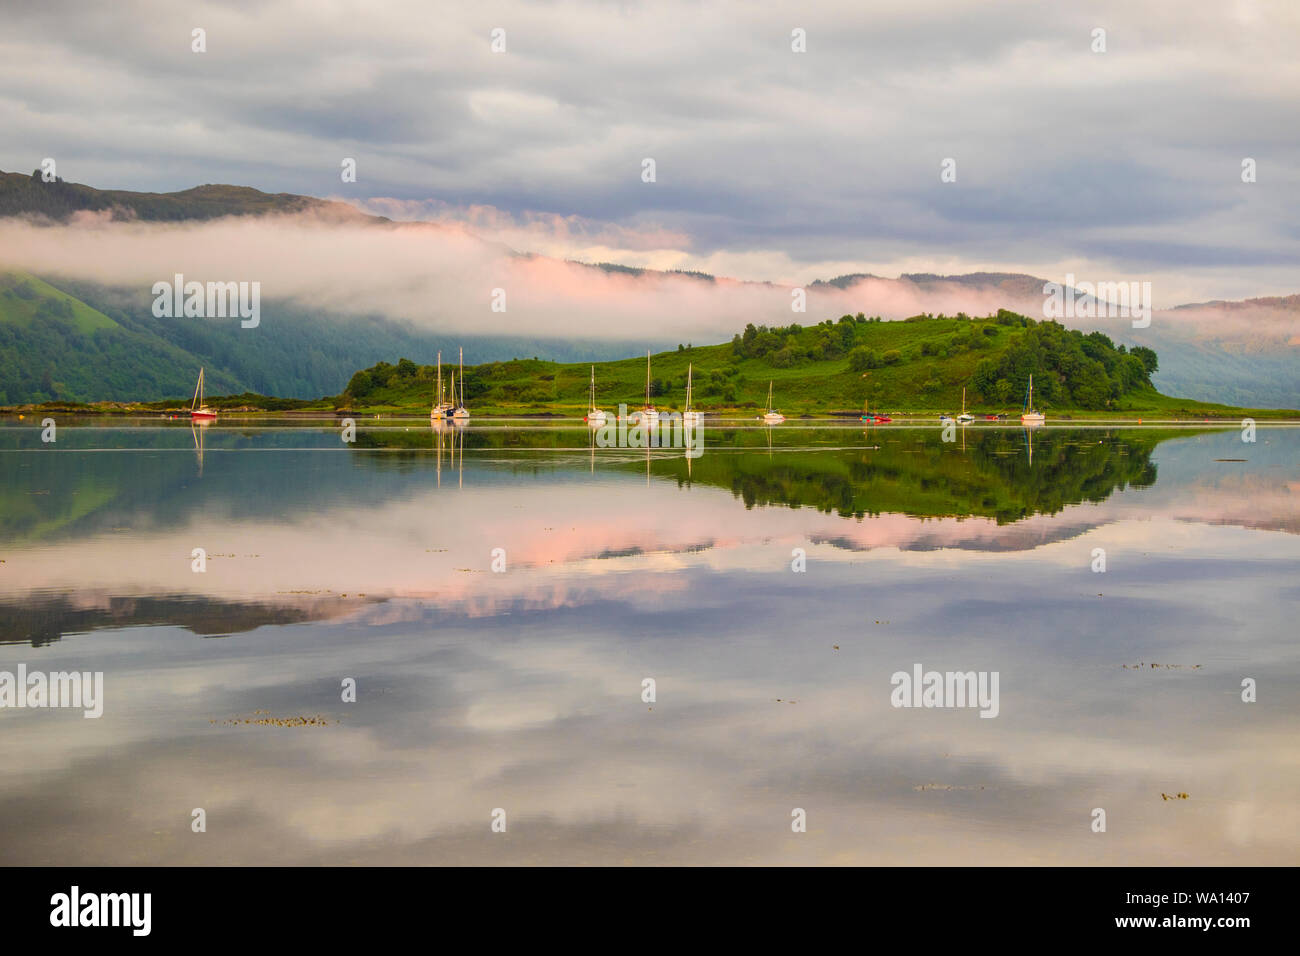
[
  {"left": 0, "top": 271, "right": 666, "bottom": 405},
  {"left": 0, "top": 271, "right": 232, "bottom": 404},
  {"left": 338, "top": 310, "right": 1284, "bottom": 417}
]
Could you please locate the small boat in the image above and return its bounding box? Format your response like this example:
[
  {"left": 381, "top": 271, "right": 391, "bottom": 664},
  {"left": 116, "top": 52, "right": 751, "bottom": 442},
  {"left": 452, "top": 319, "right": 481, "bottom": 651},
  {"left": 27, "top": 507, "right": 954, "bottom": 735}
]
[
  {"left": 431, "top": 351, "right": 454, "bottom": 421},
  {"left": 190, "top": 367, "right": 217, "bottom": 421},
  {"left": 984, "top": 414, "right": 998, "bottom": 421},
  {"left": 761, "top": 381, "right": 784, "bottom": 424},
  {"left": 862, "top": 399, "right": 890, "bottom": 423},
  {"left": 682, "top": 363, "right": 702, "bottom": 424},
  {"left": 452, "top": 347, "right": 469, "bottom": 420},
  {"left": 585, "top": 365, "right": 606, "bottom": 424},
  {"left": 634, "top": 350, "right": 658, "bottom": 424},
  {"left": 939, "top": 413, "right": 954, "bottom": 423},
  {"left": 1021, "top": 374, "right": 1046, "bottom": 425},
  {"left": 957, "top": 387, "right": 975, "bottom": 424}
]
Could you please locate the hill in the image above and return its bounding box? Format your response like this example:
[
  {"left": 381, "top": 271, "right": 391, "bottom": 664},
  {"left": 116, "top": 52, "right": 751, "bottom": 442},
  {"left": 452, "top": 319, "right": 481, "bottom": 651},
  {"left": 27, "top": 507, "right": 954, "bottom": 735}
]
[
  {"left": 0, "top": 169, "right": 383, "bottom": 223},
  {"left": 334, "top": 311, "right": 1289, "bottom": 417}
]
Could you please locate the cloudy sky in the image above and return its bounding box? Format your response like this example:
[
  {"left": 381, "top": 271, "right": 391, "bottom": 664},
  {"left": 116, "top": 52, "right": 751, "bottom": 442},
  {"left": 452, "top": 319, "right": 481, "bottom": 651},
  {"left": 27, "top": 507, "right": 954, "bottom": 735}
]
[{"left": 1, "top": 0, "right": 1297, "bottom": 313}]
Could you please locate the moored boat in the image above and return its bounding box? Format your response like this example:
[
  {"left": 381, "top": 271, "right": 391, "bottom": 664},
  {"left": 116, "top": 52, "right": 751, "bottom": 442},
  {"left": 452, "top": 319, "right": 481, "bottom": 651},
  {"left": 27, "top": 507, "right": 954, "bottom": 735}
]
[
  {"left": 452, "top": 347, "right": 470, "bottom": 420},
  {"left": 585, "top": 365, "right": 607, "bottom": 424},
  {"left": 190, "top": 367, "right": 217, "bottom": 421},
  {"left": 761, "top": 381, "right": 784, "bottom": 424},
  {"left": 1021, "top": 374, "right": 1046, "bottom": 425},
  {"left": 683, "top": 363, "right": 702, "bottom": 424}
]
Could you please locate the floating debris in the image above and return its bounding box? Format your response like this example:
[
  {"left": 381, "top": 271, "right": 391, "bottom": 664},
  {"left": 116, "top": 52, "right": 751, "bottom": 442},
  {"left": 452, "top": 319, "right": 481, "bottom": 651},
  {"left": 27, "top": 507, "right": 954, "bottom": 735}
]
[
  {"left": 1161, "top": 792, "right": 1189, "bottom": 801},
  {"left": 1122, "top": 662, "right": 1202, "bottom": 669},
  {"left": 210, "top": 712, "right": 334, "bottom": 728}
]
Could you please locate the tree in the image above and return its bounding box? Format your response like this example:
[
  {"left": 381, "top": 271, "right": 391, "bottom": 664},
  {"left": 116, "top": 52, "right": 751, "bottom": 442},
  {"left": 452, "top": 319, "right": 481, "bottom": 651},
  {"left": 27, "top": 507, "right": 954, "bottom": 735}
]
[
  {"left": 848, "top": 346, "right": 879, "bottom": 371},
  {"left": 1131, "top": 346, "right": 1158, "bottom": 376},
  {"left": 346, "top": 370, "right": 373, "bottom": 397}
]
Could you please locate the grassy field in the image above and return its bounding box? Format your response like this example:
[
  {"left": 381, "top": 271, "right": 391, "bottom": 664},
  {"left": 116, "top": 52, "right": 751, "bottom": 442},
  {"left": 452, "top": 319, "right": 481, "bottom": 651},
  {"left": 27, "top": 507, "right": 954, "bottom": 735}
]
[{"left": 0, "top": 272, "right": 118, "bottom": 333}]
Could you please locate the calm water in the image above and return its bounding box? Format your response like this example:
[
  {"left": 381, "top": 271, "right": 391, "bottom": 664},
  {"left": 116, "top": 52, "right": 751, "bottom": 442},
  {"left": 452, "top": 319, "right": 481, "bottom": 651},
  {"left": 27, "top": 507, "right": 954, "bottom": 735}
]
[{"left": 1, "top": 419, "right": 1297, "bottom": 865}]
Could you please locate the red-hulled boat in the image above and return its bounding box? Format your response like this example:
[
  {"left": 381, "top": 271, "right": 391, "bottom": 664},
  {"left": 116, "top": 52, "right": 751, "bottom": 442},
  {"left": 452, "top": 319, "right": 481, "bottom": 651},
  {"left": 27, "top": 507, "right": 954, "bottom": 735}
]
[{"left": 190, "top": 367, "right": 217, "bottom": 421}]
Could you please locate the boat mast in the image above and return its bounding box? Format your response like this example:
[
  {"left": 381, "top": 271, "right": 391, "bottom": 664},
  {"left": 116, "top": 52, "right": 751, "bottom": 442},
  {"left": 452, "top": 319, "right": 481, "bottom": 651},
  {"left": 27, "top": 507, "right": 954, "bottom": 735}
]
[
  {"left": 436, "top": 351, "right": 442, "bottom": 410},
  {"left": 192, "top": 367, "right": 203, "bottom": 411},
  {"left": 645, "top": 350, "right": 651, "bottom": 407},
  {"left": 686, "top": 363, "right": 692, "bottom": 413},
  {"left": 589, "top": 365, "right": 596, "bottom": 413},
  {"left": 459, "top": 347, "right": 464, "bottom": 407}
]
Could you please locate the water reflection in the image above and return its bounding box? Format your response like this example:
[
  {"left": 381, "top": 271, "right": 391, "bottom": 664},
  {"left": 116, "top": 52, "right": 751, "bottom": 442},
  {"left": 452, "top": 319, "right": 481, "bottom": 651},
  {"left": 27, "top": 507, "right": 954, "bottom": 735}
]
[{"left": 0, "top": 422, "right": 1296, "bottom": 864}]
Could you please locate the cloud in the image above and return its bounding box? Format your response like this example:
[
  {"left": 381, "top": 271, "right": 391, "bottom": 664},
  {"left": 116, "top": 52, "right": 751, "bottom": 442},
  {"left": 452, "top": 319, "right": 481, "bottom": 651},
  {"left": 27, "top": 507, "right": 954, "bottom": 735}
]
[{"left": 0, "top": 0, "right": 1296, "bottom": 302}]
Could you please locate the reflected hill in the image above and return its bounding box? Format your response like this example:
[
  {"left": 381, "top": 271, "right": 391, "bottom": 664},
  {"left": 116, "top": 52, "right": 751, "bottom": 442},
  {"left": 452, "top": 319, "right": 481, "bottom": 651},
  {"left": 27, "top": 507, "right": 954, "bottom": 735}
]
[
  {"left": 0, "top": 422, "right": 1210, "bottom": 544},
  {"left": 643, "top": 426, "right": 1169, "bottom": 524}
]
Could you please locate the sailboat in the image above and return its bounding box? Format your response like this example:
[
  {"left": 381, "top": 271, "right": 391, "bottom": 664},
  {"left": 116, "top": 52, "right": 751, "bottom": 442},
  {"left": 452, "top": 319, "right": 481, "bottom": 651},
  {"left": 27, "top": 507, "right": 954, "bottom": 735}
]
[
  {"left": 861, "top": 399, "right": 890, "bottom": 424},
  {"left": 585, "top": 365, "right": 607, "bottom": 424},
  {"left": 683, "top": 363, "right": 702, "bottom": 424},
  {"left": 761, "top": 381, "right": 784, "bottom": 424},
  {"left": 636, "top": 350, "right": 658, "bottom": 424},
  {"left": 190, "top": 367, "right": 217, "bottom": 421},
  {"left": 453, "top": 347, "right": 470, "bottom": 420},
  {"left": 431, "top": 351, "right": 454, "bottom": 421},
  {"left": 957, "top": 386, "right": 975, "bottom": 424},
  {"left": 1021, "top": 374, "right": 1046, "bottom": 425}
]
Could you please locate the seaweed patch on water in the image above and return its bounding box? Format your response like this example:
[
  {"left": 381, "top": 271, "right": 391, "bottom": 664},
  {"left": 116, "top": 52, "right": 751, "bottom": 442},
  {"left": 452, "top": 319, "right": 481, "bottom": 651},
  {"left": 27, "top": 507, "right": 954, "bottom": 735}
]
[
  {"left": 1121, "top": 662, "right": 1202, "bottom": 669},
  {"left": 210, "top": 711, "right": 336, "bottom": 728}
]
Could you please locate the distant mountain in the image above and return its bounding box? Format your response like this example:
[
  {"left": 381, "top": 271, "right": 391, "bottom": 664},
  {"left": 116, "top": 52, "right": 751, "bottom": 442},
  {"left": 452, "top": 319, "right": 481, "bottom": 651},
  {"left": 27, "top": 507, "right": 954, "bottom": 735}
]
[{"left": 0, "top": 169, "right": 384, "bottom": 223}]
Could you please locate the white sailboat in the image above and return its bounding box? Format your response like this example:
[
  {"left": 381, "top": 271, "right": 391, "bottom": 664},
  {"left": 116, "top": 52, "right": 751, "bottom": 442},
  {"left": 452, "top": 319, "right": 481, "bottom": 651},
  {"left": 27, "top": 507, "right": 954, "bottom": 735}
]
[
  {"left": 431, "top": 351, "right": 454, "bottom": 421},
  {"left": 1021, "top": 373, "right": 1045, "bottom": 425},
  {"left": 761, "top": 381, "right": 784, "bottom": 424},
  {"left": 585, "top": 365, "right": 607, "bottom": 424},
  {"left": 190, "top": 367, "right": 216, "bottom": 421},
  {"left": 635, "top": 350, "right": 658, "bottom": 424},
  {"left": 453, "top": 347, "right": 469, "bottom": 420},
  {"left": 683, "top": 363, "right": 702, "bottom": 424},
  {"left": 957, "top": 386, "right": 975, "bottom": 424}
]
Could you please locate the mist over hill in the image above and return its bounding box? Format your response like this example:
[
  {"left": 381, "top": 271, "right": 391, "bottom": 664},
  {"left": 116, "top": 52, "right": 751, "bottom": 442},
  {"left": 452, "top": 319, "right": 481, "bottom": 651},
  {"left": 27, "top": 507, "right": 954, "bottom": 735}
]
[{"left": 0, "top": 171, "right": 1295, "bottom": 407}]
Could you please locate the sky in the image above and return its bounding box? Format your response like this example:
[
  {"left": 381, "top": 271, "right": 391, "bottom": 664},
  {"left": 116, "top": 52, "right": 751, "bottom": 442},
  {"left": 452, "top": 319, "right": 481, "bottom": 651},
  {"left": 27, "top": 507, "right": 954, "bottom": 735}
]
[{"left": 1, "top": 0, "right": 1298, "bottom": 321}]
